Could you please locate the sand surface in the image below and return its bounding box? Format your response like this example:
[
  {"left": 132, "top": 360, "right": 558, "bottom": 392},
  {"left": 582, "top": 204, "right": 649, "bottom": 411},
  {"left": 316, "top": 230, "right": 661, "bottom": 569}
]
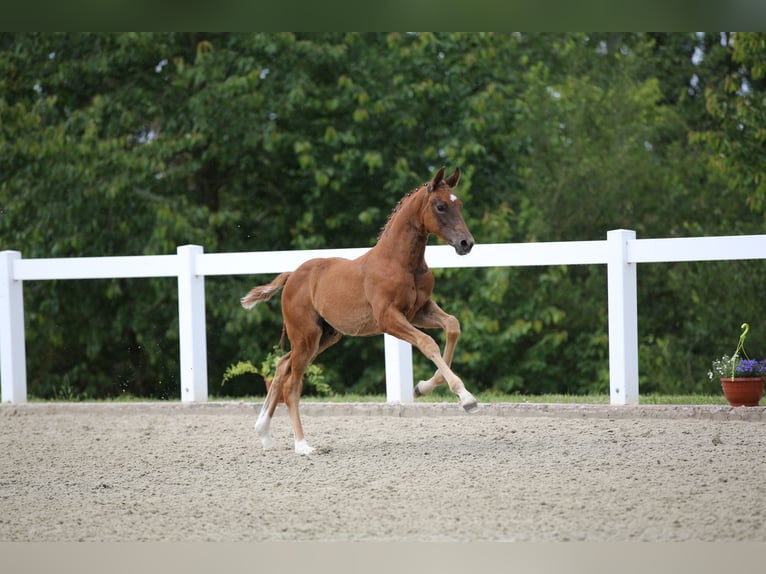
[{"left": 2, "top": 402, "right": 766, "bottom": 542}]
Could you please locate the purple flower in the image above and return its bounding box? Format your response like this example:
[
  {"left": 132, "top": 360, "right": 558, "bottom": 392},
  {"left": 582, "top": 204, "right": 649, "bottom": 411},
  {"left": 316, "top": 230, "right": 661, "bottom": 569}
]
[{"left": 735, "top": 359, "right": 766, "bottom": 376}]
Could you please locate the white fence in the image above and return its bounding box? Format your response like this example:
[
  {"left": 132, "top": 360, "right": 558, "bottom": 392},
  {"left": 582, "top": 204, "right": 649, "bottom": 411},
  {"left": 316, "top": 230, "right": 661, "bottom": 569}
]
[{"left": 2, "top": 229, "right": 766, "bottom": 405}]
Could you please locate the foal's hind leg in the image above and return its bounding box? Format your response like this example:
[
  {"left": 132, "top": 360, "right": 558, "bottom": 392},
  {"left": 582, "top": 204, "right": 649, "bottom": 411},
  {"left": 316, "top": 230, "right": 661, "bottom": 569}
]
[
  {"left": 282, "top": 321, "right": 342, "bottom": 454},
  {"left": 255, "top": 351, "right": 291, "bottom": 449},
  {"left": 412, "top": 300, "right": 462, "bottom": 398}
]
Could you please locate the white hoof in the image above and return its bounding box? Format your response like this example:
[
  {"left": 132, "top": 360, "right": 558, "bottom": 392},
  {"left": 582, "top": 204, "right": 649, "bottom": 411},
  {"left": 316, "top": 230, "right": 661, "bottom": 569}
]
[
  {"left": 414, "top": 379, "right": 436, "bottom": 398},
  {"left": 294, "top": 439, "right": 315, "bottom": 455},
  {"left": 259, "top": 435, "right": 275, "bottom": 450}
]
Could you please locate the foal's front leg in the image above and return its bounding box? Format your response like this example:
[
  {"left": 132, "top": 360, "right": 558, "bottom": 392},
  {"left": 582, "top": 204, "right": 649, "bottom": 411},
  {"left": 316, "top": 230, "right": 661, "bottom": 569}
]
[
  {"left": 379, "top": 308, "right": 477, "bottom": 411},
  {"left": 412, "top": 300, "right": 461, "bottom": 398}
]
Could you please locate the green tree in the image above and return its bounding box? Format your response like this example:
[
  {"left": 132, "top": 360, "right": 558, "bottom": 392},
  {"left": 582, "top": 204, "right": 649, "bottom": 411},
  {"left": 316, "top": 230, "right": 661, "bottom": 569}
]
[{"left": 2, "top": 32, "right": 765, "bottom": 400}]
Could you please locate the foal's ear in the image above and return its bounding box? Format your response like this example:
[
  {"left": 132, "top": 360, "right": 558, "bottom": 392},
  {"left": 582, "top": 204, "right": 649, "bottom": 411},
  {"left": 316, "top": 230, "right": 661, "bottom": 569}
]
[
  {"left": 444, "top": 166, "right": 461, "bottom": 188},
  {"left": 428, "top": 166, "right": 446, "bottom": 192}
]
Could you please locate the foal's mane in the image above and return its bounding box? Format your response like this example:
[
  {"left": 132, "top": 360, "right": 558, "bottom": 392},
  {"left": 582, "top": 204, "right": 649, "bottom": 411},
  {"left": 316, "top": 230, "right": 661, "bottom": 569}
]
[{"left": 377, "top": 182, "right": 428, "bottom": 241}]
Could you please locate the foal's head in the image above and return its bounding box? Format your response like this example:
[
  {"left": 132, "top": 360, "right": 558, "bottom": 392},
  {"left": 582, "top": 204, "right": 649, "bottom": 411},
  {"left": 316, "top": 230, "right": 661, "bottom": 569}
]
[{"left": 422, "top": 167, "right": 475, "bottom": 255}]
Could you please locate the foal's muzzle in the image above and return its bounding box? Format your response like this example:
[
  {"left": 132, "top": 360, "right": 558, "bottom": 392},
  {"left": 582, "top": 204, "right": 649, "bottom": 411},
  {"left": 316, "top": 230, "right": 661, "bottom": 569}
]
[{"left": 453, "top": 237, "right": 474, "bottom": 255}]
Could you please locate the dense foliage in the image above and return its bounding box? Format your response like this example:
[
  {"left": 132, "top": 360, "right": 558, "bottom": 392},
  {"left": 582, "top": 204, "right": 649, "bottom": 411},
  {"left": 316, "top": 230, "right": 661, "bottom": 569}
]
[{"left": 2, "top": 32, "right": 765, "bottom": 399}]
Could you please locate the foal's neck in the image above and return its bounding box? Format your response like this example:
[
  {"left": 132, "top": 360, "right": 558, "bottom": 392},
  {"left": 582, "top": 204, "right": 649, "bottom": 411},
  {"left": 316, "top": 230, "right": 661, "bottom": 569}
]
[{"left": 374, "top": 186, "right": 429, "bottom": 272}]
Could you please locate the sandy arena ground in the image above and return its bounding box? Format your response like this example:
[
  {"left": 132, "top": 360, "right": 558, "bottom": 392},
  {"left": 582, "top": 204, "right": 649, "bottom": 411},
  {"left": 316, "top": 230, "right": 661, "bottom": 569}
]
[{"left": 1, "top": 401, "right": 766, "bottom": 542}]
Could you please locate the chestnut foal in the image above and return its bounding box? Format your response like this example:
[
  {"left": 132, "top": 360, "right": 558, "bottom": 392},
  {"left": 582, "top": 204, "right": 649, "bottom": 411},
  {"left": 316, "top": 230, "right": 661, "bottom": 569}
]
[{"left": 241, "top": 167, "right": 477, "bottom": 454}]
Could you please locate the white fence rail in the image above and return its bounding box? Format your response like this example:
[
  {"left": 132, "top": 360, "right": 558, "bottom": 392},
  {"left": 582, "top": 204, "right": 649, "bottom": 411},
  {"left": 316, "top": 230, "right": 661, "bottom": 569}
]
[{"left": 3, "top": 230, "right": 766, "bottom": 405}]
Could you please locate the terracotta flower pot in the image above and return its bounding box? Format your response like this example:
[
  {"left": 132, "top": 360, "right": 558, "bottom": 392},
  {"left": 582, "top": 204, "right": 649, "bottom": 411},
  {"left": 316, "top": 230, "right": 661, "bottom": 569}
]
[{"left": 720, "top": 377, "right": 765, "bottom": 407}]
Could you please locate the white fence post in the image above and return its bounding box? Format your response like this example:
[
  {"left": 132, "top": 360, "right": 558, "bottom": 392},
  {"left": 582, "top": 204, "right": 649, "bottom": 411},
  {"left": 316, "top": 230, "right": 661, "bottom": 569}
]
[
  {"left": 384, "top": 334, "right": 413, "bottom": 403},
  {"left": 177, "top": 245, "right": 208, "bottom": 402},
  {"left": 0, "top": 251, "right": 27, "bottom": 404},
  {"left": 606, "top": 229, "right": 639, "bottom": 405}
]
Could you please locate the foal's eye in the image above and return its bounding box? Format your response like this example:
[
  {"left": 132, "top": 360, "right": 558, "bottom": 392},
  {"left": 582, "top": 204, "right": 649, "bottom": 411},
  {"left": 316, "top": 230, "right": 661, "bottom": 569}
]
[{"left": 436, "top": 203, "right": 447, "bottom": 213}]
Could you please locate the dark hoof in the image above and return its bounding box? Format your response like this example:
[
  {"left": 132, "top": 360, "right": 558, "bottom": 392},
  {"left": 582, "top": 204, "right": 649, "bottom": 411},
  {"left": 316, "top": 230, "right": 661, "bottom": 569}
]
[
  {"left": 413, "top": 386, "right": 423, "bottom": 398},
  {"left": 462, "top": 399, "right": 479, "bottom": 413}
]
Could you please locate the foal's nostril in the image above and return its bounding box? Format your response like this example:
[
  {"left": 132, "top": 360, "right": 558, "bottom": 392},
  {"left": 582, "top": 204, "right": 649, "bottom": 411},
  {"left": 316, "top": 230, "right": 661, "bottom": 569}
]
[{"left": 459, "top": 239, "right": 474, "bottom": 254}]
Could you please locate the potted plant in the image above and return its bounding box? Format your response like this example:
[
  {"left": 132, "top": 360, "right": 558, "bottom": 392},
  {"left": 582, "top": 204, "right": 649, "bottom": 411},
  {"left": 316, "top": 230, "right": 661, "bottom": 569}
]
[
  {"left": 708, "top": 323, "right": 766, "bottom": 407},
  {"left": 221, "top": 347, "right": 331, "bottom": 403}
]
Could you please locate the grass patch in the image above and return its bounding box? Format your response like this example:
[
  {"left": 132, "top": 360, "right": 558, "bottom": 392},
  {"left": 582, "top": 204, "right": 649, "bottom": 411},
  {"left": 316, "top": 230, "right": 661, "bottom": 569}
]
[
  {"left": 25, "top": 391, "right": 729, "bottom": 405},
  {"left": 634, "top": 394, "right": 728, "bottom": 405},
  {"left": 207, "top": 392, "right": 729, "bottom": 405}
]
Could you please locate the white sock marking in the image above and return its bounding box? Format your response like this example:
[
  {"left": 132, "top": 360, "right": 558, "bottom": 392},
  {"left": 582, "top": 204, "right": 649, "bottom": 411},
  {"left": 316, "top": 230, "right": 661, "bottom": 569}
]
[
  {"left": 294, "top": 439, "right": 315, "bottom": 455},
  {"left": 255, "top": 411, "right": 274, "bottom": 449}
]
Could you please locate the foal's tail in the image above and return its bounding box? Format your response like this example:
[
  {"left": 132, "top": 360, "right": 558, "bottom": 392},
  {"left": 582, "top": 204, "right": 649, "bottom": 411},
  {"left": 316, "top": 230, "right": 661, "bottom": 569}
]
[{"left": 240, "top": 272, "right": 291, "bottom": 309}]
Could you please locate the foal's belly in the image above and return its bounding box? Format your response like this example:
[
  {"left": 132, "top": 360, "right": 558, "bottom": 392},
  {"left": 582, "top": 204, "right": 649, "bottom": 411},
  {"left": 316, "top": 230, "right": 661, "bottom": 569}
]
[
  {"left": 318, "top": 292, "right": 381, "bottom": 336},
  {"left": 309, "top": 258, "right": 381, "bottom": 337},
  {"left": 330, "top": 313, "right": 381, "bottom": 337},
  {"left": 307, "top": 255, "right": 427, "bottom": 337}
]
